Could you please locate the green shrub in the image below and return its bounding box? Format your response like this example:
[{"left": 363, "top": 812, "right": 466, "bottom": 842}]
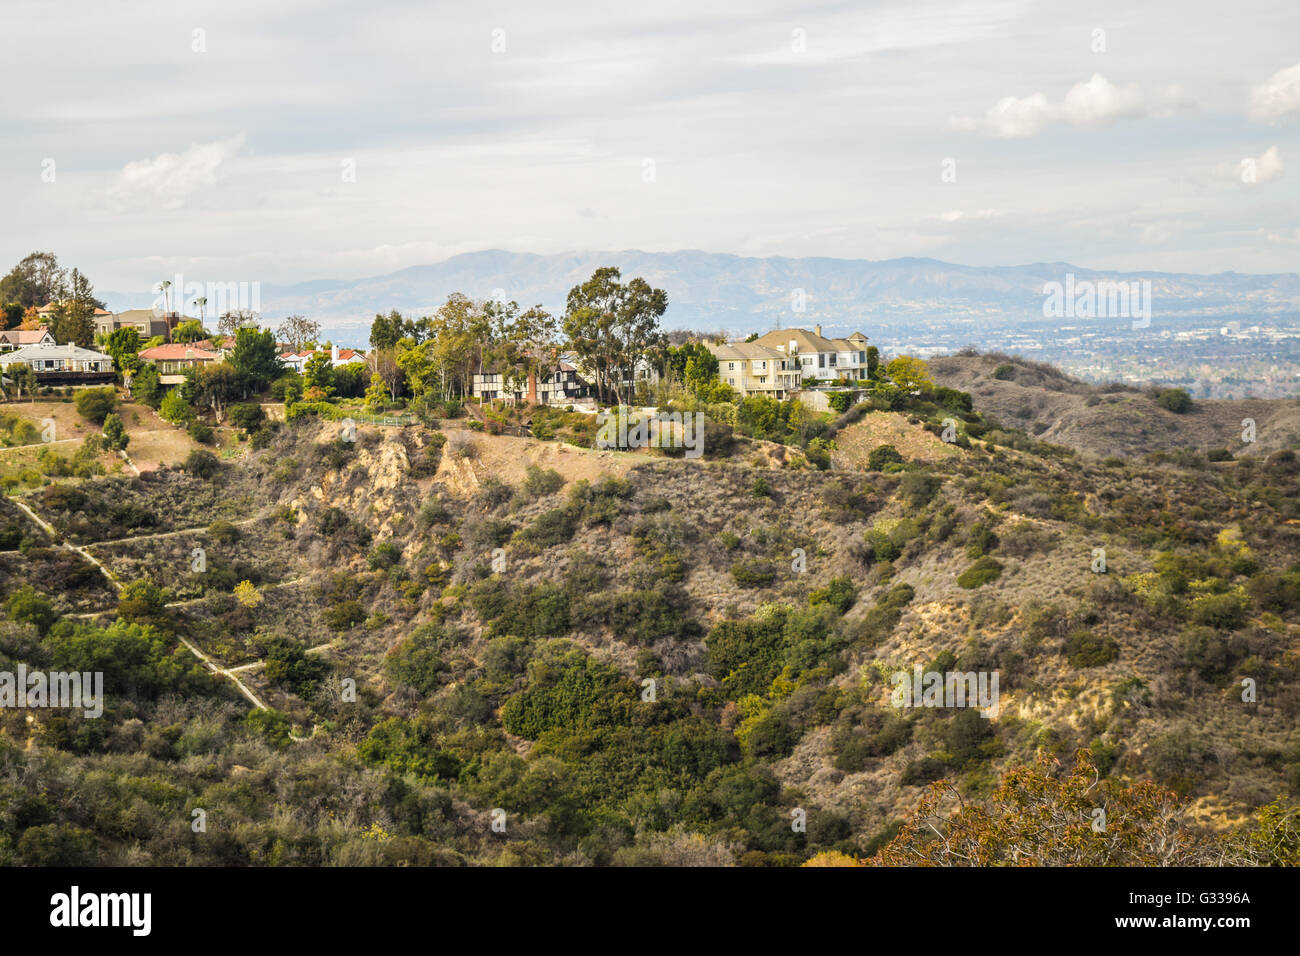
[
  {"left": 1064, "top": 630, "right": 1120, "bottom": 668},
  {"left": 74, "top": 387, "right": 116, "bottom": 425},
  {"left": 957, "top": 556, "right": 1003, "bottom": 589}
]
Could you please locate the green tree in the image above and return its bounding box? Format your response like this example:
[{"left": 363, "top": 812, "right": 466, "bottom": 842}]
[
  {"left": 159, "top": 388, "right": 193, "bottom": 424},
  {"left": 74, "top": 386, "right": 116, "bottom": 424},
  {"left": 563, "top": 267, "right": 667, "bottom": 405},
  {"left": 103, "top": 327, "right": 142, "bottom": 373},
  {"left": 885, "top": 355, "right": 933, "bottom": 392},
  {"left": 303, "top": 351, "right": 335, "bottom": 395},
  {"left": 5, "top": 585, "right": 57, "bottom": 635},
  {"left": 228, "top": 326, "right": 281, "bottom": 387},
  {"left": 0, "top": 252, "right": 71, "bottom": 308},
  {"left": 102, "top": 412, "right": 128, "bottom": 451},
  {"left": 172, "top": 319, "right": 208, "bottom": 343},
  {"left": 131, "top": 362, "right": 163, "bottom": 407}
]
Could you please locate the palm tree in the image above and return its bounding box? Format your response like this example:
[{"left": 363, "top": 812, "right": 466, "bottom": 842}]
[
  {"left": 195, "top": 296, "right": 207, "bottom": 326},
  {"left": 157, "top": 279, "right": 172, "bottom": 315}
]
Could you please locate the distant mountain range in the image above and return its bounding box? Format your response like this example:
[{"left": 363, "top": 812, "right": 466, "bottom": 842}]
[{"left": 103, "top": 249, "right": 1300, "bottom": 348}]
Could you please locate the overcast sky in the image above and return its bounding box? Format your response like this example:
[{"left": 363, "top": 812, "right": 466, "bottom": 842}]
[{"left": 3, "top": 0, "right": 1298, "bottom": 298}]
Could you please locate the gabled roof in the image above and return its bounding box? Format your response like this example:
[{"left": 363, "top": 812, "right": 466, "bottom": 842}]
[
  {"left": 706, "top": 341, "right": 789, "bottom": 363},
  {"left": 138, "top": 344, "right": 221, "bottom": 361},
  {"left": 0, "top": 328, "right": 54, "bottom": 344},
  {"left": 751, "top": 328, "right": 869, "bottom": 354}
]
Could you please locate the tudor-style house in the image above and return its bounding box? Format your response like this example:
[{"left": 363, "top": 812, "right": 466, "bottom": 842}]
[{"left": 472, "top": 351, "right": 593, "bottom": 405}]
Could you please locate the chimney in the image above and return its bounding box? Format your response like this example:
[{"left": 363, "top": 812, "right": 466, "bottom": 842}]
[
  {"left": 814, "top": 324, "right": 822, "bottom": 338},
  {"left": 331, "top": 344, "right": 339, "bottom": 363},
  {"left": 527, "top": 369, "right": 538, "bottom": 405},
  {"left": 185, "top": 348, "right": 194, "bottom": 360}
]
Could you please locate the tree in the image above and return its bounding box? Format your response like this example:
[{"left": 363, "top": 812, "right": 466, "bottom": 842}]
[
  {"left": 172, "top": 319, "right": 208, "bottom": 343},
  {"left": 364, "top": 373, "right": 388, "bottom": 410},
  {"left": 102, "top": 412, "right": 128, "bottom": 451},
  {"left": 103, "top": 327, "right": 142, "bottom": 373},
  {"left": 5, "top": 585, "right": 57, "bottom": 635},
  {"left": 2, "top": 303, "right": 23, "bottom": 330},
  {"left": 195, "top": 362, "right": 242, "bottom": 421},
  {"left": 234, "top": 580, "right": 263, "bottom": 608},
  {"left": 1157, "top": 388, "right": 1193, "bottom": 413},
  {"left": 7, "top": 364, "right": 36, "bottom": 400},
  {"left": 74, "top": 386, "right": 117, "bottom": 424},
  {"left": 869, "top": 749, "right": 1245, "bottom": 866},
  {"left": 47, "top": 269, "right": 99, "bottom": 347},
  {"left": 0, "top": 252, "right": 70, "bottom": 308},
  {"left": 370, "top": 348, "right": 403, "bottom": 401},
  {"left": 369, "top": 309, "right": 407, "bottom": 350},
  {"left": 132, "top": 363, "right": 163, "bottom": 407},
  {"left": 563, "top": 267, "right": 667, "bottom": 405},
  {"left": 117, "top": 579, "right": 167, "bottom": 626},
  {"left": 276, "top": 314, "right": 321, "bottom": 350},
  {"left": 228, "top": 327, "right": 281, "bottom": 387},
  {"left": 885, "top": 355, "right": 933, "bottom": 392},
  {"left": 303, "top": 351, "right": 335, "bottom": 395},
  {"left": 159, "top": 388, "right": 193, "bottom": 424},
  {"left": 217, "top": 309, "right": 261, "bottom": 338}
]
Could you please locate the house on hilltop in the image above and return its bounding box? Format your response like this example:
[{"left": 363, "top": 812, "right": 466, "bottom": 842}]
[
  {"left": 705, "top": 340, "right": 802, "bottom": 399},
  {"left": 0, "top": 342, "right": 115, "bottom": 384},
  {"left": 138, "top": 344, "right": 222, "bottom": 384},
  {"left": 750, "top": 325, "right": 871, "bottom": 382}
]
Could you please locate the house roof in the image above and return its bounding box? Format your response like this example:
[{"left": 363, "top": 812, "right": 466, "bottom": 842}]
[
  {"left": 37, "top": 303, "right": 113, "bottom": 316},
  {"left": 706, "top": 341, "right": 789, "bottom": 363},
  {"left": 0, "top": 328, "right": 53, "bottom": 344},
  {"left": 0, "top": 343, "right": 112, "bottom": 363},
  {"left": 138, "top": 344, "right": 221, "bottom": 361},
  {"left": 112, "top": 308, "right": 170, "bottom": 326},
  {"left": 751, "top": 328, "right": 869, "bottom": 354}
]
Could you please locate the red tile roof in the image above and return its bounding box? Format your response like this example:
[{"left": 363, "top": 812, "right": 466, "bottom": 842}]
[{"left": 138, "top": 344, "right": 221, "bottom": 361}]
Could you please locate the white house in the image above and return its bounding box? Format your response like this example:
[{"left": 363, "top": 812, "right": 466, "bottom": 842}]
[
  {"left": 0, "top": 342, "right": 115, "bottom": 383},
  {"left": 279, "top": 344, "right": 366, "bottom": 374},
  {"left": 751, "top": 326, "right": 871, "bottom": 382},
  {"left": 0, "top": 328, "right": 55, "bottom": 352}
]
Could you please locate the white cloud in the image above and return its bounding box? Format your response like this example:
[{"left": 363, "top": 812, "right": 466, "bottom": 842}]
[
  {"left": 1216, "top": 146, "right": 1285, "bottom": 184},
  {"left": 110, "top": 134, "right": 247, "bottom": 209},
  {"left": 931, "top": 209, "right": 1006, "bottom": 223},
  {"left": 950, "top": 75, "right": 1170, "bottom": 137},
  {"left": 1249, "top": 62, "right": 1300, "bottom": 122}
]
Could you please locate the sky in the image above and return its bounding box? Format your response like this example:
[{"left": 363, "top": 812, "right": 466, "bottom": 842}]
[{"left": 2, "top": 0, "right": 1298, "bottom": 304}]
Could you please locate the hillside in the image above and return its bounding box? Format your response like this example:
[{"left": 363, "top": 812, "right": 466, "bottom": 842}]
[
  {"left": 929, "top": 351, "right": 1300, "bottom": 458},
  {"left": 1, "top": 383, "right": 1298, "bottom": 866}
]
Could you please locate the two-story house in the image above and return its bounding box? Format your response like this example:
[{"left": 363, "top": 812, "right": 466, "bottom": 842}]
[
  {"left": 472, "top": 351, "right": 593, "bottom": 405},
  {"left": 0, "top": 328, "right": 56, "bottom": 352},
  {"left": 751, "top": 326, "right": 870, "bottom": 382},
  {"left": 706, "top": 341, "right": 802, "bottom": 399}
]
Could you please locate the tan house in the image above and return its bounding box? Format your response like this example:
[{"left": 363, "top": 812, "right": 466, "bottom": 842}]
[
  {"left": 706, "top": 341, "right": 802, "bottom": 399},
  {"left": 97, "top": 309, "right": 176, "bottom": 340},
  {"left": 138, "top": 344, "right": 222, "bottom": 384},
  {"left": 0, "top": 327, "right": 55, "bottom": 352},
  {"left": 751, "top": 326, "right": 871, "bottom": 382}
]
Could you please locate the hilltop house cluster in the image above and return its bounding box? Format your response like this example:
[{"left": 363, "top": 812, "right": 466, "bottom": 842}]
[
  {"left": 0, "top": 304, "right": 370, "bottom": 390},
  {"left": 467, "top": 326, "right": 871, "bottom": 408},
  {"left": 0, "top": 303, "right": 871, "bottom": 411}
]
